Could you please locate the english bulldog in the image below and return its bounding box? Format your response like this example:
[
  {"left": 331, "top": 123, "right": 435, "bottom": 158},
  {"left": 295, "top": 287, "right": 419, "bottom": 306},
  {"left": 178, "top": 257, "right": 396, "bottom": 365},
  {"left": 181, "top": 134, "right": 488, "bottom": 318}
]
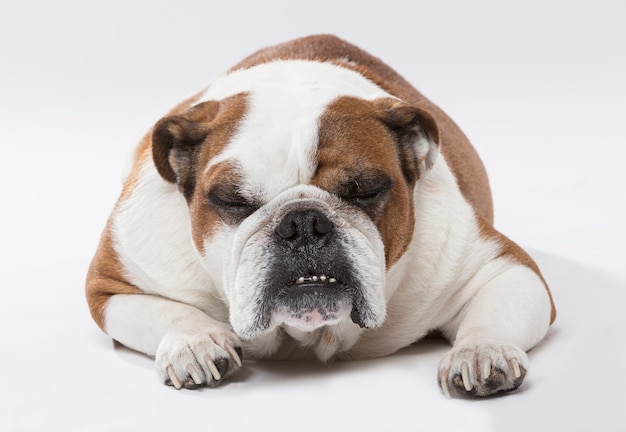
[{"left": 86, "top": 34, "right": 556, "bottom": 398}]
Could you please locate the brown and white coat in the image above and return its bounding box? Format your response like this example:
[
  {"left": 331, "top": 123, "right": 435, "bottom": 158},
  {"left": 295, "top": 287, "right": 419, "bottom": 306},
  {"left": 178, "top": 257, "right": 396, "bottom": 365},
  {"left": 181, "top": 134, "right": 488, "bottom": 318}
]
[{"left": 86, "top": 35, "right": 556, "bottom": 397}]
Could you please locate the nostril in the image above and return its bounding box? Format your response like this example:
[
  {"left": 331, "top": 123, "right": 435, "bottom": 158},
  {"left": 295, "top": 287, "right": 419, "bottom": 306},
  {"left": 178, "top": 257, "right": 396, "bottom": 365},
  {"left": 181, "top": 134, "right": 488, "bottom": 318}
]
[
  {"left": 276, "top": 215, "right": 298, "bottom": 239},
  {"left": 313, "top": 213, "right": 334, "bottom": 236}
]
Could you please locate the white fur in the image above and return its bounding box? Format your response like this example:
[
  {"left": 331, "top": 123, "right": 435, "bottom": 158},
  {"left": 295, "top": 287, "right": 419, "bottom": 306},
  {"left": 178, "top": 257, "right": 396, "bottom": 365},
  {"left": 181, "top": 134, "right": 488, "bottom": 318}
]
[
  {"left": 441, "top": 262, "right": 552, "bottom": 349},
  {"left": 112, "top": 161, "right": 225, "bottom": 315}
]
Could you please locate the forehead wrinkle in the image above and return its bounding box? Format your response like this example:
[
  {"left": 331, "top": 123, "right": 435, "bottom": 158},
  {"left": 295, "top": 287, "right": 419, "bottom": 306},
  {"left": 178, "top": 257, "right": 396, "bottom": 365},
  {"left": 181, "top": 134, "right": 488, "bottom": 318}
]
[{"left": 223, "top": 85, "right": 326, "bottom": 200}]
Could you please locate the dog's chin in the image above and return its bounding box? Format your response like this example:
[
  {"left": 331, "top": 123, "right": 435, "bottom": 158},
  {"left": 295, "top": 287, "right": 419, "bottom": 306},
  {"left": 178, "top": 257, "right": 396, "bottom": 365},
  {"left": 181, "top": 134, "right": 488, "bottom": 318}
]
[
  {"left": 272, "top": 302, "right": 353, "bottom": 332},
  {"left": 267, "top": 276, "right": 361, "bottom": 332}
]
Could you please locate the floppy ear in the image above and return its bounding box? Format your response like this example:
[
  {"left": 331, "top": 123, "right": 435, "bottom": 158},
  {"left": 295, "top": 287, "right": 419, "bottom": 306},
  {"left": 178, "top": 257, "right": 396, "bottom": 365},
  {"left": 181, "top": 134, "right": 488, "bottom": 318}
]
[
  {"left": 152, "top": 101, "right": 220, "bottom": 198},
  {"left": 374, "top": 98, "right": 440, "bottom": 182}
]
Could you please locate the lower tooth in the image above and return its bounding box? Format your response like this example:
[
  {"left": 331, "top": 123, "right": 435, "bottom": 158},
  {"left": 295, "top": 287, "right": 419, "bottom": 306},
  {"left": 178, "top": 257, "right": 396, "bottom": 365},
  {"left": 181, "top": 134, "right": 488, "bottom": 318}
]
[{"left": 295, "top": 276, "right": 337, "bottom": 284}]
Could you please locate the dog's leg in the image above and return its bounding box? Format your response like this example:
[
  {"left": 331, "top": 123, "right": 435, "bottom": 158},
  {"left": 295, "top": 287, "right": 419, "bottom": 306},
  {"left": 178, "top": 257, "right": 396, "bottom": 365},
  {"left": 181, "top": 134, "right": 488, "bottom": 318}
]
[
  {"left": 104, "top": 293, "right": 243, "bottom": 389},
  {"left": 438, "top": 261, "right": 552, "bottom": 398}
]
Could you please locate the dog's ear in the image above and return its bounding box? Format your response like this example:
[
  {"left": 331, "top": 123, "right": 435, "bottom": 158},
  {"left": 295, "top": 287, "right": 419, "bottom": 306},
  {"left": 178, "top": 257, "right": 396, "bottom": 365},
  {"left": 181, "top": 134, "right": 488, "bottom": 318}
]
[
  {"left": 374, "top": 98, "right": 440, "bottom": 183},
  {"left": 152, "top": 101, "right": 220, "bottom": 198}
]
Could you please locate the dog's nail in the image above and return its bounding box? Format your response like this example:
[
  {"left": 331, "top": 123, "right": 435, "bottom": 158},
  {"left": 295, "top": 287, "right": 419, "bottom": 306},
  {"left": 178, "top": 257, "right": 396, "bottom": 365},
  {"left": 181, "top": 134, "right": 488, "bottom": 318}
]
[
  {"left": 205, "top": 357, "right": 222, "bottom": 381},
  {"left": 167, "top": 365, "right": 182, "bottom": 389},
  {"left": 462, "top": 362, "right": 473, "bottom": 391},
  {"left": 441, "top": 376, "right": 451, "bottom": 399},
  {"left": 186, "top": 364, "right": 204, "bottom": 385},
  {"left": 511, "top": 359, "right": 521, "bottom": 379},
  {"left": 482, "top": 361, "right": 491, "bottom": 381},
  {"left": 225, "top": 342, "right": 243, "bottom": 367}
]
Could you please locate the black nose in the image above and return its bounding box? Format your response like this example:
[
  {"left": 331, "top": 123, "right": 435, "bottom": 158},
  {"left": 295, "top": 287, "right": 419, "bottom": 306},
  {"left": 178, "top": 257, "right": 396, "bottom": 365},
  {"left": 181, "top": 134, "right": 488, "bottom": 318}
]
[{"left": 275, "top": 209, "right": 335, "bottom": 244}]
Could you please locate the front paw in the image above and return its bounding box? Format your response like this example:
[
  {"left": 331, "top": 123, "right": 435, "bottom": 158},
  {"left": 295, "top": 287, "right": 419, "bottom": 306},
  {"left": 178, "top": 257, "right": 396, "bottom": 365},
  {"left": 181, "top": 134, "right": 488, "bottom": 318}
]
[
  {"left": 156, "top": 327, "right": 243, "bottom": 389},
  {"left": 438, "top": 342, "right": 528, "bottom": 398}
]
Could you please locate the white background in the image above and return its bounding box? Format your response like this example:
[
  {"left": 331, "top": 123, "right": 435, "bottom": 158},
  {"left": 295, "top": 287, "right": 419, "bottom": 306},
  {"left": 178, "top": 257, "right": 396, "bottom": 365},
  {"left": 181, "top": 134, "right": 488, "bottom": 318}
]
[{"left": 1, "top": 1, "right": 625, "bottom": 431}]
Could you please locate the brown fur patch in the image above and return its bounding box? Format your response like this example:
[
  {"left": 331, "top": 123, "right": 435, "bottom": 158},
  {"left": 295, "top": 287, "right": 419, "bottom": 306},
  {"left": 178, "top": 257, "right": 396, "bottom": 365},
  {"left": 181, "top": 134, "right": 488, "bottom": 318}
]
[
  {"left": 313, "top": 96, "right": 416, "bottom": 267},
  {"left": 188, "top": 162, "right": 244, "bottom": 253},
  {"left": 190, "top": 93, "right": 249, "bottom": 171},
  {"left": 85, "top": 221, "right": 142, "bottom": 331}
]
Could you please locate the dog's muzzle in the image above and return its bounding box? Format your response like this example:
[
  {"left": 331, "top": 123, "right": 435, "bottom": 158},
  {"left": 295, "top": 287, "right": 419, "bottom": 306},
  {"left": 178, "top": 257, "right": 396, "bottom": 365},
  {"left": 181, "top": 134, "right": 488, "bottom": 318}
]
[
  {"left": 228, "top": 192, "right": 387, "bottom": 340},
  {"left": 267, "top": 207, "right": 364, "bottom": 328}
]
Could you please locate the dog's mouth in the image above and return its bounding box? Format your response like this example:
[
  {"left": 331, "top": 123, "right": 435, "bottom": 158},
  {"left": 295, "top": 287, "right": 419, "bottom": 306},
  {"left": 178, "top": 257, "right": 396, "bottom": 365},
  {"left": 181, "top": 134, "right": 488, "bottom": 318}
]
[{"left": 268, "top": 273, "right": 359, "bottom": 331}]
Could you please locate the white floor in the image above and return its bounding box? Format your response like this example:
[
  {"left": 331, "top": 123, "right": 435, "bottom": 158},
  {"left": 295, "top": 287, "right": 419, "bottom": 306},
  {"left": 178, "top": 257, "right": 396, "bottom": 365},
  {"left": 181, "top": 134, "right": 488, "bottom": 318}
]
[{"left": 1, "top": 1, "right": 625, "bottom": 431}]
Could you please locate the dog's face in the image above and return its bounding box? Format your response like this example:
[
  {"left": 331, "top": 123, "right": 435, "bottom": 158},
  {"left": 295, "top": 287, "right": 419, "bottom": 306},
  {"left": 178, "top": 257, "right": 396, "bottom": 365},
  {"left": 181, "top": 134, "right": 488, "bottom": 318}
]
[{"left": 151, "top": 62, "right": 438, "bottom": 340}]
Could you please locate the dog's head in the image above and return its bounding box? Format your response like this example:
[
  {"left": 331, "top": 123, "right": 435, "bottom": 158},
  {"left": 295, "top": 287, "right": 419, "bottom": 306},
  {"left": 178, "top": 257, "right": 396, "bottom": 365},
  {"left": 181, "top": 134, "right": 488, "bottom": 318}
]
[{"left": 151, "top": 61, "right": 439, "bottom": 340}]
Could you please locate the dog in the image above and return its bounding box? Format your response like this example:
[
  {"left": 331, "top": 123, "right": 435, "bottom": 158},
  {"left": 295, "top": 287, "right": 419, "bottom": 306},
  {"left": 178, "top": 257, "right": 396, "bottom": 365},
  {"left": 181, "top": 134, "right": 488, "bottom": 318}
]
[{"left": 86, "top": 34, "right": 556, "bottom": 398}]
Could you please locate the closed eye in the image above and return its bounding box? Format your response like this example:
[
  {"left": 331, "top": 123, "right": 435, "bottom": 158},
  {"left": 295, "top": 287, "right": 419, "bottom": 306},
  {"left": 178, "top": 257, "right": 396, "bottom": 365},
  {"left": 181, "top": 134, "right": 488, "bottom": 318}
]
[
  {"left": 348, "top": 186, "right": 385, "bottom": 201},
  {"left": 208, "top": 188, "right": 259, "bottom": 222},
  {"left": 341, "top": 175, "right": 392, "bottom": 208}
]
